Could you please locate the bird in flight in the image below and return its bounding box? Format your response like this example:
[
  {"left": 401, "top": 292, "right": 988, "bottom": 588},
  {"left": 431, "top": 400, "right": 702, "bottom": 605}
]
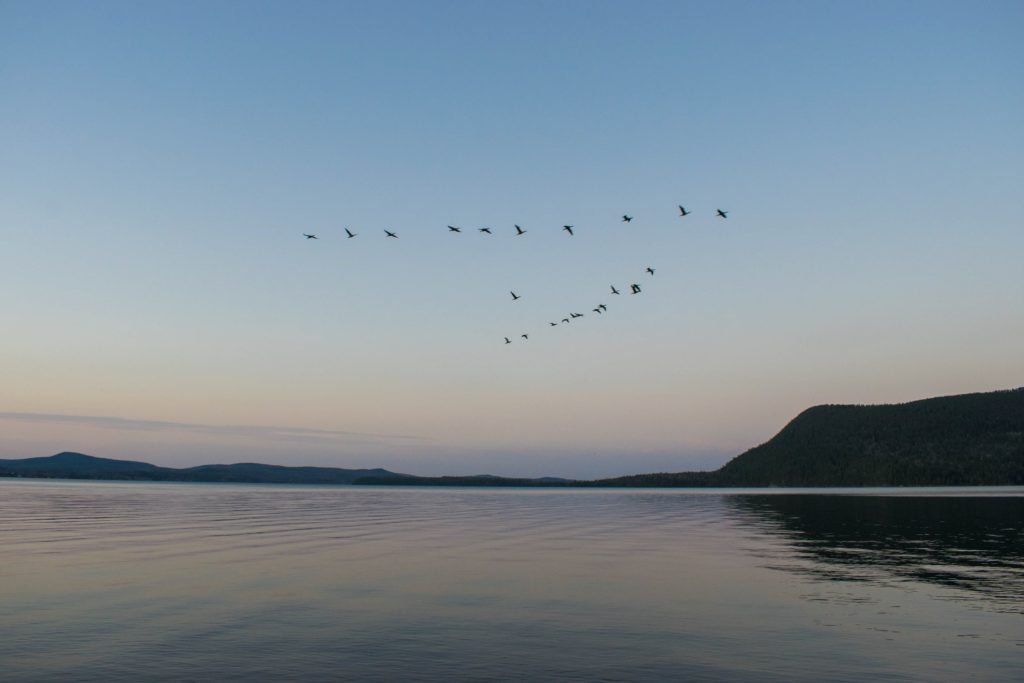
[
  {"left": 549, "top": 322, "right": 558, "bottom": 327},
  {"left": 610, "top": 285, "right": 620, "bottom": 295},
  {"left": 570, "top": 312, "right": 584, "bottom": 318},
  {"left": 593, "top": 307, "right": 603, "bottom": 314},
  {"left": 716, "top": 209, "right": 728, "bottom": 218},
  {"left": 678, "top": 205, "right": 690, "bottom": 217},
  {"left": 510, "top": 291, "right": 520, "bottom": 301},
  {"left": 504, "top": 337, "right": 511, "bottom": 344},
  {"left": 622, "top": 215, "right": 633, "bottom": 223},
  {"left": 385, "top": 230, "right": 398, "bottom": 238},
  {"left": 631, "top": 284, "right": 642, "bottom": 294},
  {"left": 448, "top": 225, "right": 462, "bottom": 233},
  {"left": 646, "top": 267, "right": 655, "bottom": 275},
  {"left": 303, "top": 234, "right": 318, "bottom": 239},
  {"left": 521, "top": 334, "right": 529, "bottom": 340},
  {"left": 563, "top": 225, "right": 574, "bottom": 235},
  {"left": 598, "top": 304, "right": 607, "bottom": 312},
  {"left": 345, "top": 228, "right": 357, "bottom": 239},
  {"left": 479, "top": 227, "right": 492, "bottom": 234},
  {"left": 515, "top": 224, "right": 526, "bottom": 236},
  {"left": 562, "top": 318, "right": 570, "bottom": 324}
]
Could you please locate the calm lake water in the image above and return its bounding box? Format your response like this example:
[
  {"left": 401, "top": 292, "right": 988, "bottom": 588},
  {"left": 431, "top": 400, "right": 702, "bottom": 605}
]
[{"left": 1, "top": 481, "right": 1021, "bottom": 682}]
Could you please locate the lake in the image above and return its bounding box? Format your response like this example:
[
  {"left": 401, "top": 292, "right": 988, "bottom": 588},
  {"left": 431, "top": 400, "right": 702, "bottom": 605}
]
[{"left": 1, "top": 480, "right": 1021, "bottom": 681}]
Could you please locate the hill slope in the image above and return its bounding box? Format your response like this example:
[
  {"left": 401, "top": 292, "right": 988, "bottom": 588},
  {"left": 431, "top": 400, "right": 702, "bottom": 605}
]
[
  {"left": 0, "top": 452, "right": 403, "bottom": 484},
  {"left": 713, "top": 388, "right": 1024, "bottom": 486}
]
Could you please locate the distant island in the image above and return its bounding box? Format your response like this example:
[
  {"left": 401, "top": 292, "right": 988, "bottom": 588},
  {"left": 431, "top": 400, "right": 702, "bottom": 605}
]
[{"left": 3, "top": 388, "right": 1022, "bottom": 487}]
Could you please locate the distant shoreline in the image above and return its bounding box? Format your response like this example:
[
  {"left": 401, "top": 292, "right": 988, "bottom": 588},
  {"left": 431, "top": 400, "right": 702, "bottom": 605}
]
[{"left": 3, "top": 388, "right": 1021, "bottom": 488}]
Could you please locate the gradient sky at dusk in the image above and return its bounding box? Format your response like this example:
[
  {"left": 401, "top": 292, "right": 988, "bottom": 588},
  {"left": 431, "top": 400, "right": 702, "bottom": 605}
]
[{"left": 2, "top": 1, "right": 1022, "bottom": 477}]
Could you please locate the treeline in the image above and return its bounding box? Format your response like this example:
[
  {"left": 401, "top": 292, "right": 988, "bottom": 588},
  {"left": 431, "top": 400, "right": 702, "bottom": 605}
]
[{"left": 354, "top": 388, "right": 1024, "bottom": 487}]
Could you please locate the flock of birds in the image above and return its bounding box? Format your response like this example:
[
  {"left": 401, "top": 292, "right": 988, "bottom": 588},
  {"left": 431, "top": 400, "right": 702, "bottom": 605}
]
[{"left": 301, "top": 206, "right": 731, "bottom": 344}]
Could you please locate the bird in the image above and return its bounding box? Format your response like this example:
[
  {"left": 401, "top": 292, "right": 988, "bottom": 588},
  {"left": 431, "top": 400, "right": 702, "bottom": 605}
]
[
  {"left": 549, "top": 322, "right": 558, "bottom": 327},
  {"left": 303, "top": 234, "right": 318, "bottom": 239},
  {"left": 515, "top": 224, "right": 526, "bottom": 236},
  {"left": 593, "top": 308, "right": 602, "bottom": 314},
  {"left": 385, "top": 230, "right": 398, "bottom": 238},
  {"left": 598, "top": 304, "right": 607, "bottom": 311},
  {"left": 562, "top": 318, "right": 570, "bottom": 324},
  {"left": 646, "top": 267, "right": 655, "bottom": 275},
  {"left": 479, "top": 227, "right": 492, "bottom": 234},
  {"left": 521, "top": 334, "right": 529, "bottom": 340},
  {"left": 345, "top": 228, "right": 357, "bottom": 239},
  {"left": 716, "top": 209, "right": 728, "bottom": 218},
  {"left": 563, "top": 225, "right": 574, "bottom": 235},
  {"left": 678, "top": 205, "right": 691, "bottom": 217},
  {"left": 504, "top": 337, "right": 511, "bottom": 344},
  {"left": 448, "top": 225, "right": 462, "bottom": 233},
  {"left": 622, "top": 215, "right": 633, "bottom": 223},
  {"left": 510, "top": 291, "right": 520, "bottom": 301},
  {"left": 631, "top": 284, "right": 642, "bottom": 294},
  {"left": 571, "top": 312, "right": 584, "bottom": 318},
  {"left": 610, "top": 285, "right": 620, "bottom": 295}
]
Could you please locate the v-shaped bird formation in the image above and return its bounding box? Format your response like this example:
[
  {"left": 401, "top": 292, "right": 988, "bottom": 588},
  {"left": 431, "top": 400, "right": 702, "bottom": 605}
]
[{"left": 302, "top": 204, "right": 732, "bottom": 345}]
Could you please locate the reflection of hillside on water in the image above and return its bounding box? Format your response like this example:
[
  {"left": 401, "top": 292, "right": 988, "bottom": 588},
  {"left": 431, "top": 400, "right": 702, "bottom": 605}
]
[{"left": 726, "top": 494, "right": 1024, "bottom": 612}]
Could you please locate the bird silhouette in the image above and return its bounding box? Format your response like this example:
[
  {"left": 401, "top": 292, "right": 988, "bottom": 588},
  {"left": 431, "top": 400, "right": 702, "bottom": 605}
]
[
  {"left": 562, "top": 318, "right": 570, "bottom": 324},
  {"left": 385, "top": 230, "right": 398, "bottom": 238},
  {"left": 515, "top": 224, "right": 526, "bottom": 236},
  {"left": 510, "top": 291, "right": 520, "bottom": 301},
  {"left": 448, "top": 225, "right": 462, "bottom": 233},
  {"left": 479, "top": 227, "right": 492, "bottom": 234},
  {"left": 631, "top": 284, "right": 642, "bottom": 294},
  {"left": 521, "top": 334, "right": 529, "bottom": 340},
  {"left": 563, "top": 225, "right": 574, "bottom": 235},
  {"left": 598, "top": 304, "right": 607, "bottom": 311},
  {"left": 303, "top": 234, "right": 318, "bottom": 239},
  {"left": 646, "top": 267, "right": 655, "bottom": 275},
  {"left": 716, "top": 209, "right": 728, "bottom": 218},
  {"left": 504, "top": 337, "right": 511, "bottom": 344},
  {"left": 593, "top": 308, "right": 602, "bottom": 314},
  {"left": 345, "top": 228, "right": 357, "bottom": 239},
  {"left": 571, "top": 312, "right": 584, "bottom": 318},
  {"left": 610, "top": 285, "right": 620, "bottom": 295},
  {"left": 622, "top": 215, "right": 633, "bottom": 223},
  {"left": 549, "top": 322, "right": 558, "bottom": 327},
  {"left": 679, "top": 205, "right": 690, "bottom": 217}
]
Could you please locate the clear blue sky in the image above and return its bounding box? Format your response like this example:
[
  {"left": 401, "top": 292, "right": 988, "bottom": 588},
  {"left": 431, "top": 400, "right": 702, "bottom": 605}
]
[{"left": 2, "top": 0, "right": 1022, "bottom": 477}]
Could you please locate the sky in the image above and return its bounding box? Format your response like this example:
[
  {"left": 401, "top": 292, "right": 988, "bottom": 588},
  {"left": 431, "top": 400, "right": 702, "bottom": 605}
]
[{"left": 1, "top": 0, "right": 1022, "bottom": 478}]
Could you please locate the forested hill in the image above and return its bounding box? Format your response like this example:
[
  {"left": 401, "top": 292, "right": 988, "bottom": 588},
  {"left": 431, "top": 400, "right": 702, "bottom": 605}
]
[
  {"left": 3, "top": 389, "right": 1022, "bottom": 487},
  {"left": 0, "top": 452, "right": 403, "bottom": 484},
  {"left": 708, "top": 387, "right": 1024, "bottom": 486},
  {"left": 362, "top": 388, "right": 1024, "bottom": 487}
]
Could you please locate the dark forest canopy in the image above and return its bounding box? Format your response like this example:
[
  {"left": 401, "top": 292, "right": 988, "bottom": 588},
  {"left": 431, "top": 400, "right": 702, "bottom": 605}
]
[{"left": 3, "top": 388, "right": 1022, "bottom": 487}]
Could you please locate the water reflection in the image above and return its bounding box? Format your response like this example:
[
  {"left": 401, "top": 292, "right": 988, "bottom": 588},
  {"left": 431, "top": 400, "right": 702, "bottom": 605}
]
[{"left": 727, "top": 494, "right": 1024, "bottom": 612}]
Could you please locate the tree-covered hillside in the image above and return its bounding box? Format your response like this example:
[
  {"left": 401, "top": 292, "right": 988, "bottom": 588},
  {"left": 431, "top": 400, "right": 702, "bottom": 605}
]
[{"left": 712, "top": 388, "right": 1024, "bottom": 486}]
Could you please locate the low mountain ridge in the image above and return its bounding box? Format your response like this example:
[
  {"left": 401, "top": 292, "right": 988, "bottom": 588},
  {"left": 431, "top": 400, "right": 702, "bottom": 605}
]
[
  {"left": 3, "top": 388, "right": 1022, "bottom": 487},
  {"left": 0, "top": 453, "right": 403, "bottom": 484}
]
